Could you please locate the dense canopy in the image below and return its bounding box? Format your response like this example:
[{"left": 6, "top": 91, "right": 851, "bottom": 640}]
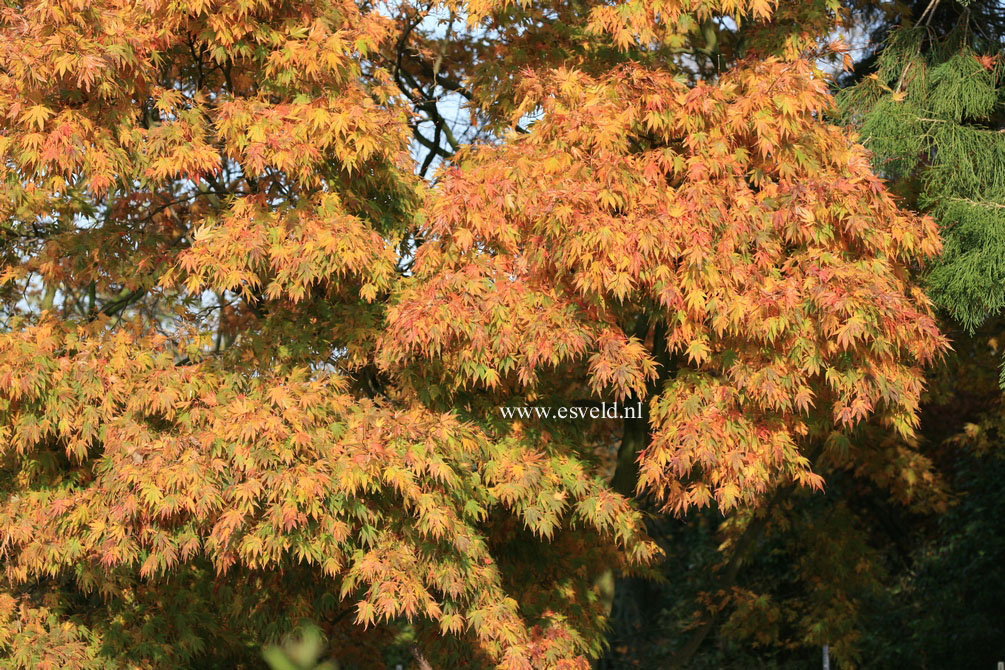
[{"left": 0, "top": 0, "right": 1001, "bottom": 668}]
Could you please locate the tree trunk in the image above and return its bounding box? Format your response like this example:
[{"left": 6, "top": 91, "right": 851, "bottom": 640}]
[{"left": 595, "top": 321, "right": 671, "bottom": 669}]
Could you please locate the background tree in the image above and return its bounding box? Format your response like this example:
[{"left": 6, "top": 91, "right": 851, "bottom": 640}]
[{"left": 838, "top": 0, "right": 1005, "bottom": 379}]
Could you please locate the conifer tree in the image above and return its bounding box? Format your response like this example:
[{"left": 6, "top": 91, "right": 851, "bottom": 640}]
[{"left": 838, "top": 4, "right": 1005, "bottom": 380}]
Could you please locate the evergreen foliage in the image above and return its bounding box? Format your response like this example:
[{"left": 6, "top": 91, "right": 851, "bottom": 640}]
[{"left": 838, "top": 19, "right": 1005, "bottom": 380}]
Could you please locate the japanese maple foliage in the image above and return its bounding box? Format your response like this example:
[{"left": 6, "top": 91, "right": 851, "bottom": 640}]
[
  {"left": 384, "top": 57, "right": 945, "bottom": 513},
  {"left": 0, "top": 0, "right": 945, "bottom": 668}
]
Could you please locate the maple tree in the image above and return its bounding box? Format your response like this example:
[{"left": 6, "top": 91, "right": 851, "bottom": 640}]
[
  {"left": 630, "top": 4, "right": 1005, "bottom": 666},
  {"left": 0, "top": 0, "right": 958, "bottom": 668}
]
